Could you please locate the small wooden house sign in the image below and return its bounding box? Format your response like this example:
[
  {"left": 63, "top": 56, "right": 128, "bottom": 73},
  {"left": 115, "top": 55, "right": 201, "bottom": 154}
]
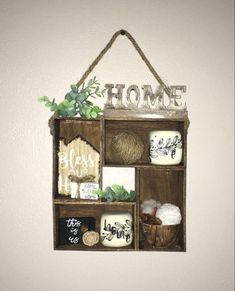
[{"left": 58, "top": 137, "right": 100, "bottom": 196}]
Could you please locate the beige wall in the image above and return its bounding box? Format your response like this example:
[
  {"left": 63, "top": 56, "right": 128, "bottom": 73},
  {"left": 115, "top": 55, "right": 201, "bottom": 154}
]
[{"left": 0, "top": 0, "right": 234, "bottom": 290}]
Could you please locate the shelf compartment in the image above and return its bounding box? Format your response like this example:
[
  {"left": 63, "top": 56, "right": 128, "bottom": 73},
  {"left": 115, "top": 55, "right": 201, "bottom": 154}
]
[
  {"left": 137, "top": 168, "right": 186, "bottom": 251},
  {"left": 53, "top": 118, "right": 102, "bottom": 198},
  {"left": 54, "top": 203, "right": 136, "bottom": 250},
  {"left": 103, "top": 119, "right": 185, "bottom": 166}
]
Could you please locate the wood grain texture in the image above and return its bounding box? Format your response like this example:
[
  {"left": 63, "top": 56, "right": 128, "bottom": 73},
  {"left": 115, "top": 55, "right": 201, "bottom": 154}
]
[
  {"left": 58, "top": 137, "right": 100, "bottom": 196},
  {"left": 52, "top": 116, "right": 188, "bottom": 251},
  {"left": 54, "top": 203, "right": 135, "bottom": 250},
  {"left": 104, "top": 119, "right": 185, "bottom": 166},
  {"left": 53, "top": 119, "right": 101, "bottom": 197}
]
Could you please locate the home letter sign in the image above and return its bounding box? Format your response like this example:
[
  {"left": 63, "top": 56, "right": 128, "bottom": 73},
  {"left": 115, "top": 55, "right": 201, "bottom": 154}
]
[{"left": 104, "top": 84, "right": 186, "bottom": 111}]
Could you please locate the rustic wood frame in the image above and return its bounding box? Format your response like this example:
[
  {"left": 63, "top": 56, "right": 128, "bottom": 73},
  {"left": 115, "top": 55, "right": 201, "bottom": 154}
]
[{"left": 52, "top": 114, "right": 189, "bottom": 251}]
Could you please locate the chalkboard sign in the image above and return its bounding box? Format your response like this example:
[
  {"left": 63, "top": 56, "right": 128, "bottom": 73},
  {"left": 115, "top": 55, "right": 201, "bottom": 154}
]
[{"left": 59, "top": 217, "right": 96, "bottom": 245}]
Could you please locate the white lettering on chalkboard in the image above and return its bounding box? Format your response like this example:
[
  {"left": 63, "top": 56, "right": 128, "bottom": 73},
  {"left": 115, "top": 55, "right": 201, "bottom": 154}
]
[
  {"left": 65, "top": 218, "right": 82, "bottom": 244},
  {"left": 66, "top": 218, "right": 82, "bottom": 228},
  {"left": 69, "top": 237, "right": 79, "bottom": 244}
]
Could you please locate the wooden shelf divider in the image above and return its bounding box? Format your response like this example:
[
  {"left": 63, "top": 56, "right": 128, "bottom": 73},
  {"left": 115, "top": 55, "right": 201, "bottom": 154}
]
[{"left": 52, "top": 115, "right": 188, "bottom": 251}]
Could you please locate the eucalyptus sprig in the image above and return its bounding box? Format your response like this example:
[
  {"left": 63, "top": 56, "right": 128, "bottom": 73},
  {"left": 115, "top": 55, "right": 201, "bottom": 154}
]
[
  {"left": 38, "top": 76, "right": 105, "bottom": 118},
  {"left": 93, "top": 184, "right": 136, "bottom": 202}
]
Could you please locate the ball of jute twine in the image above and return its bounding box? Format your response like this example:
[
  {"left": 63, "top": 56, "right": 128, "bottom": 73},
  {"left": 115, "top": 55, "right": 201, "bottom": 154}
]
[{"left": 111, "top": 131, "right": 144, "bottom": 164}]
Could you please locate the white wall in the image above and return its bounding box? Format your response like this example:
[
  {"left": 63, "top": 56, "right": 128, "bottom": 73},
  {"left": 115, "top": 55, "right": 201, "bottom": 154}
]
[{"left": 0, "top": 0, "right": 234, "bottom": 290}]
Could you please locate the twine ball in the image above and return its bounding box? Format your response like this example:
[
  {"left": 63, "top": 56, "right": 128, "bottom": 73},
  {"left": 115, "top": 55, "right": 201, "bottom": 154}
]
[
  {"left": 82, "top": 231, "right": 99, "bottom": 246},
  {"left": 111, "top": 131, "right": 144, "bottom": 164},
  {"left": 156, "top": 203, "right": 182, "bottom": 225}
]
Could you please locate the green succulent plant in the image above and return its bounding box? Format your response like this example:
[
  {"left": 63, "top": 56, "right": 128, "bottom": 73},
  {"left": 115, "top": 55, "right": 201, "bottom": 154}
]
[
  {"left": 38, "top": 76, "right": 105, "bottom": 118},
  {"left": 93, "top": 184, "right": 136, "bottom": 202}
]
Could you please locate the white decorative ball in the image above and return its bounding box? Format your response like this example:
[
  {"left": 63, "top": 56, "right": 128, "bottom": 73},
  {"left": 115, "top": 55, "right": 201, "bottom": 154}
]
[
  {"left": 141, "top": 199, "right": 161, "bottom": 216},
  {"left": 156, "top": 203, "right": 182, "bottom": 225},
  {"left": 141, "top": 205, "right": 155, "bottom": 215},
  {"left": 141, "top": 199, "right": 161, "bottom": 209}
]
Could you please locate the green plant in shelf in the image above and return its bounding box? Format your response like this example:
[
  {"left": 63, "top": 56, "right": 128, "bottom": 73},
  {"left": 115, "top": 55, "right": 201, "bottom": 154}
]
[
  {"left": 38, "top": 76, "right": 105, "bottom": 118},
  {"left": 93, "top": 184, "right": 136, "bottom": 202}
]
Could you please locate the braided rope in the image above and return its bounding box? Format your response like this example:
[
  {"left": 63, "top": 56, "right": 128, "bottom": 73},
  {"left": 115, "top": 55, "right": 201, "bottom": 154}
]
[{"left": 76, "top": 29, "right": 170, "bottom": 96}]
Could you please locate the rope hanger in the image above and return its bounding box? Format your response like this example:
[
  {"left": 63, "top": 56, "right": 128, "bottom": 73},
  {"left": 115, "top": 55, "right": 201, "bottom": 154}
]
[{"left": 76, "top": 29, "right": 171, "bottom": 97}]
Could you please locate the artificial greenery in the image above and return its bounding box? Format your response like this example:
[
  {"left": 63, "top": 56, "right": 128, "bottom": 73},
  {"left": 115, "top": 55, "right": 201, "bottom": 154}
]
[
  {"left": 93, "top": 184, "right": 136, "bottom": 202},
  {"left": 38, "top": 76, "right": 105, "bottom": 118}
]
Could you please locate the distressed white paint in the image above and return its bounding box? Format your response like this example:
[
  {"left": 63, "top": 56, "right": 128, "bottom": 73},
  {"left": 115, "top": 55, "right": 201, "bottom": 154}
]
[
  {"left": 58, "top": 137, "right": 100, "bottom": 195},
  {"left": 104, "top": 84, "right": 187, "bottom": 111}
]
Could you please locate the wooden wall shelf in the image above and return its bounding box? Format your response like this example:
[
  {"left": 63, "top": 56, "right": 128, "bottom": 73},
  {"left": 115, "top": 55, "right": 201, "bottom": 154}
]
[{"left": 52, "top": 115, "right": 189, "bottom": 251}]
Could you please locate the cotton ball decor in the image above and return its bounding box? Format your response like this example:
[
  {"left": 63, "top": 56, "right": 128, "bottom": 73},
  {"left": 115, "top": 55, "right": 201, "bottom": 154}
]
[
  {"left": 141, "top": 199, "right": 161, "bottom": 216},
  {"left": 111, "top": 131, "right": 144, "bottom": 164},
  {"left": 141, "top": 199, "right": 161, "bottom": 209},
  {"left": 156, "top": 203, "right": 182, "bottom": 225}
]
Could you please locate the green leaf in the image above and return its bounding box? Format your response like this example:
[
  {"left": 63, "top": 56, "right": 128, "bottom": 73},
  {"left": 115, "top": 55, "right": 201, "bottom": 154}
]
[
  {"left": 85, "top": 106, "right": 92, "bottom": 118},
  {"left": 112, "top": 184, "right": 124, "bottom": 194},
  {"left": 57, "top": 109, "right": 66, "bottom": 117},
  {"left": 84, "top": 100, "right": 93, "bottom": 106},
  {"left": 67, "top": 109, "right": 77, "bottom": 117},
  {"left": 92, "top": 105, "right": 101, "bottom": 112},
  {"left": 88, "top": 79, "right": 92, "bottom": 87},
  {"left": 85, "top": 113, "right": 91, "bottom": 119},
  {"left": 122, "top": 190, "right": 129, "bottom": 200},
  {"left": 62, "top": 99, "right": 70, "bottom": 106},
  {"left": 50, "top": 103, "right": 58, "bottom": 111},
  {"left": 92, "top": 188, "right": 103, "bottom": 197},
  {"left": 80, "top": 106, "right": 87, "bottom": 115},
  {"left": 38, "top": 96, "right": 49, "bottom": 102},
  {"left": 104, "top": 187, "right": 115, "bottom": 202},
  {"left": 76, "top": 93, "right": 87, "bottom": 103},
  {"left": 70, "top": 84, "right": 78, "bottom": 93},
  {"left": 90, "top": 111, "right": 98, "bottom": 118},
  {"left": 69, "top": 100, "right": 76, "bottom": 106},
  {"left": 65, "top": 93, "right": 72, "bottom": 101},
  {"left": 129, "top": 190, "right": 136, "bottom": 201},
  {"left": 58, "top": 102, "right": 66, "bottom": 110},
  {"left": 69, "top": 91, "right": 78, "bottom": 99}
]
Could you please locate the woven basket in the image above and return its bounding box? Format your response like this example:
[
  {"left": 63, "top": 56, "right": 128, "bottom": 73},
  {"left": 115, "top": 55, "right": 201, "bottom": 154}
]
[{"left": 142, "top": 223, "right": 179, "bottom": 248}]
